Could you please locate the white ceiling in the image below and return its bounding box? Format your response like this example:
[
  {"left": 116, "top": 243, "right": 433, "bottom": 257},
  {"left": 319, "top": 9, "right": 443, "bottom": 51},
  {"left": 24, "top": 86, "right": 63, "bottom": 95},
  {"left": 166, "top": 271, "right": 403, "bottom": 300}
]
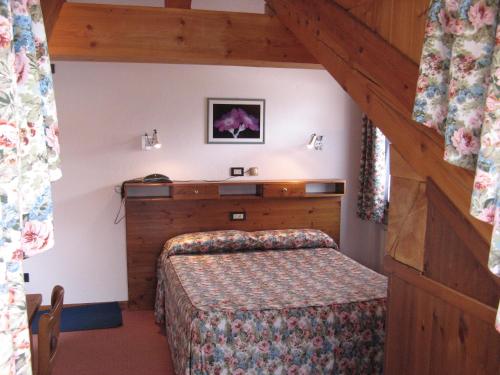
[{"left": 68, "top": 0, "right": 266, "bottom": 13}]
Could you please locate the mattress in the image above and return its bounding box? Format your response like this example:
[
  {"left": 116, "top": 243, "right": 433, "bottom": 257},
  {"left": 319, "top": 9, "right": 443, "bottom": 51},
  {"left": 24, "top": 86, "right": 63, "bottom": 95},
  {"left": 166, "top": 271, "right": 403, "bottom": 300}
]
[{"left": 155, "top": 230, "right": 387, "bottom": 375}]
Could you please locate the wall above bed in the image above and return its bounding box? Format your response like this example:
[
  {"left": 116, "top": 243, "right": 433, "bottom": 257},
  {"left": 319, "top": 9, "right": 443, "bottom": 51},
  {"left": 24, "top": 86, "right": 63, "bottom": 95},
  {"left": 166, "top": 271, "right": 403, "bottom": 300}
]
[{"left": 23, "top": 62, "right": 385, "bottom": 305}]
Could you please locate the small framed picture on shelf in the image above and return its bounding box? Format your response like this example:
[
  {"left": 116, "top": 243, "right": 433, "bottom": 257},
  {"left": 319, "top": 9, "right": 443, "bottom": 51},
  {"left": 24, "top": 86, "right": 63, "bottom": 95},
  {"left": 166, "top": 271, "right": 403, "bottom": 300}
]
[{"left": 207, "top": 98, "right": 265, "bottom": 144}]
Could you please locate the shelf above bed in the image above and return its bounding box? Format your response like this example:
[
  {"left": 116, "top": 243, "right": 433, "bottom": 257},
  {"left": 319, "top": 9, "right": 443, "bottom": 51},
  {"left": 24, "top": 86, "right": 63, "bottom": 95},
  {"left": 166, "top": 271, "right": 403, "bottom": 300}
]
[{"left": 124, "top": 179, "right": 346, "bottom": 201}]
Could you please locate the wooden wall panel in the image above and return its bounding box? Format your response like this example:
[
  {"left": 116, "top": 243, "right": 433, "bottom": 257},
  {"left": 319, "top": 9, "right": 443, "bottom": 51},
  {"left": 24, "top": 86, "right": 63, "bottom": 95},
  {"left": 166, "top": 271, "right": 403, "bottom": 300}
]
[
  {"left": 387, "top": 177, "right": 427, "bottom": 271},
  {"left": 384, "top": 179, "right": 500, "bottom": 374},
  {"left": 372, "top": 0, "right": 428, "bottom": 64},
  {"left": 425, "top": 180, "right": 500, "bottom": 309},
  {"left": 385, "top": 276, "right": 500, "bottom": 375},
  {"left": 387, "top": 147, "right": 427, "bottom": 271},
  {"left": 126, "top": 197, "right": 341, "bottom": 309}
]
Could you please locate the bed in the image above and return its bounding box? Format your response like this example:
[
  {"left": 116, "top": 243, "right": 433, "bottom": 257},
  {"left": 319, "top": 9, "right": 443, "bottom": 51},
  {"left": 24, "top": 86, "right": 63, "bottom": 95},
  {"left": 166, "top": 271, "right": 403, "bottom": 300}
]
[{"left": 155, "top": 229, "right": 387, "bottom": 375}]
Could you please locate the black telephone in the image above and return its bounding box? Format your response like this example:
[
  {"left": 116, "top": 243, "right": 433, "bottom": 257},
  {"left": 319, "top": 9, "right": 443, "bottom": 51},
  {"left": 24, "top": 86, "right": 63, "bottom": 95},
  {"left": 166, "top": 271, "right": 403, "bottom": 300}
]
[
  {"left": 143, "top": 173, "right": 172, "bottom": 183},
  {"left": 120, "top": 174, "right": 172, "bottom": 198}
]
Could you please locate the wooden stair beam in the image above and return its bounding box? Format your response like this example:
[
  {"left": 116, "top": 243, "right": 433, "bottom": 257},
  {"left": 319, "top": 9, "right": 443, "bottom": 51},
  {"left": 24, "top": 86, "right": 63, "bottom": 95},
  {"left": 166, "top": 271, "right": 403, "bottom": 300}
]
[
  {"left": 41, "top": 0, "right": 65, "bottom": 42},
  {"left": 266, "top": 0, "right": 492, "bottom": 243},
  {"left": 164, "top": 0, "right": 191, "bottom": 9},
  {"left": 384, "top": 255, "right": 497, "bottom": 325},
  {"left": 48, "top": 3, "right": 320, "bottom": 69}
]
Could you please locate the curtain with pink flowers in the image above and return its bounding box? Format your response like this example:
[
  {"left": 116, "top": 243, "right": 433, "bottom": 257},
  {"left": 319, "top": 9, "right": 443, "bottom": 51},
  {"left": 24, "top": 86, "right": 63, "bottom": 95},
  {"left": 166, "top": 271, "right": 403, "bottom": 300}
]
[
  {"left": 413, "top": 0, "right": 499, "bottom": 331},
  {"left": 0, "top": 1, "right": 61, "bottom": 374}
]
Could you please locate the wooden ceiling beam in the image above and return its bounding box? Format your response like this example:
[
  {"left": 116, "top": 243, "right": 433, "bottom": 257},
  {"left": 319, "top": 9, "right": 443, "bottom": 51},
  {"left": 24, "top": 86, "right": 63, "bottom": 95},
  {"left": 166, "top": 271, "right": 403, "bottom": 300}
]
[
  {"left": 266, "top": 0, "right": 492, "bottom": 242},
  {"left": 41, "top": 0, "right": 65, "bottom": 42},
  {"left": 164, "top": 0, "right": 191, "bottom": 9},
  {"left": 48, "top": 2, "right": 319, "bottom": 69}
]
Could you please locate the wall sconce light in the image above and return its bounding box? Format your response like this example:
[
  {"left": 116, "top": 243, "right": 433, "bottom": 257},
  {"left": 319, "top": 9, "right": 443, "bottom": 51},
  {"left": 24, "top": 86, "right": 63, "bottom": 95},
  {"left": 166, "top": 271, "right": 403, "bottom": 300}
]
[
  {"left": 307, "top": 133, "right": 324, "bottom": 150},
  {"left": 142, "top": 129, "right": 162, "bottom": 151}
]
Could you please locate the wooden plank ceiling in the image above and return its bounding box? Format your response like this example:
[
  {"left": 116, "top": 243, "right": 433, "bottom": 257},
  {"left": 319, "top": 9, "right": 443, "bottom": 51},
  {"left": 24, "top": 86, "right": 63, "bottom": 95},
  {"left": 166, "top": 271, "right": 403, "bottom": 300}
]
[
  {"left": 265, "top": 0, "right": 491, "bottom": 244},
  {"left": 336, "top": 0, "right": 429, "bottom": 64},
  {"left": 47, "top": 2, "right": 319, "bottom": 68}
]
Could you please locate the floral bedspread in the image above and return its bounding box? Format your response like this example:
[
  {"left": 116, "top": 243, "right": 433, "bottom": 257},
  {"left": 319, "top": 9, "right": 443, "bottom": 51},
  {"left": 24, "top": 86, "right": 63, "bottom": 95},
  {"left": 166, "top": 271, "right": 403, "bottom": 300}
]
[{"left": 155, "top": 231, "right": 387, "bottom": 375}]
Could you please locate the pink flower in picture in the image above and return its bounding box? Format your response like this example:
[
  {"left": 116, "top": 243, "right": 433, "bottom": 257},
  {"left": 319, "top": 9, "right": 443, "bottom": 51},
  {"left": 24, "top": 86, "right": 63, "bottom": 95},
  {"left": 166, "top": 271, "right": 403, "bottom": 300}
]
[
  {"left": 451, "top": 127, "right": 480, "bottom": 156},
  {"left": 468, "top": 1, "right": 495, "bottom": 30},
  {"left": 214, "top": 108, "right": 259, "bottom": 138},
  {"left": 0, "top": 15, "right": 12, "bottom": 48},
  {"left": 21, "top": 220, "right": 53, "bottom": 256},
  {"left": 14, "top": 49, "right": 30, "bottom": 85}
]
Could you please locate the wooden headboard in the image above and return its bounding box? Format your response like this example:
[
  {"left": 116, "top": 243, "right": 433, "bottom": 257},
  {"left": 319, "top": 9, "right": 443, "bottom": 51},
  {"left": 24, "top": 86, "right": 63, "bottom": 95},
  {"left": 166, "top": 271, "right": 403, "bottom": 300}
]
[{"left": 124, "top": 179, "right": 345, "bottom": 309}]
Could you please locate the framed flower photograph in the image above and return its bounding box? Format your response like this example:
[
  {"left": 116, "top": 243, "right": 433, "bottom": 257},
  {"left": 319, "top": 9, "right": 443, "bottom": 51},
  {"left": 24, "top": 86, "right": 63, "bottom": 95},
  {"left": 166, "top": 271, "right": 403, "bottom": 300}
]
[{"left": 207, "top": 98, "right": 265, "bottom": 144}]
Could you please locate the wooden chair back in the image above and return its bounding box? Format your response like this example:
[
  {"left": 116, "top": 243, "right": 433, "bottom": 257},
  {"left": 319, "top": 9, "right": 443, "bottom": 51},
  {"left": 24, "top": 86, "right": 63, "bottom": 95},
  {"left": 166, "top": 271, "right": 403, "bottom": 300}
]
[{"left": 37, "top": 285, "right": 64, "bottom": 375}]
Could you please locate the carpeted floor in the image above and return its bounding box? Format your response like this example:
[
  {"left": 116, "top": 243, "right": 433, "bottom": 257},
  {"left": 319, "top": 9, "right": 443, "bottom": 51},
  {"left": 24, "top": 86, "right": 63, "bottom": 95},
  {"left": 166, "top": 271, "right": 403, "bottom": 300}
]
[{"left": 49, "top": 310, "right": 175, "bottom": 375}]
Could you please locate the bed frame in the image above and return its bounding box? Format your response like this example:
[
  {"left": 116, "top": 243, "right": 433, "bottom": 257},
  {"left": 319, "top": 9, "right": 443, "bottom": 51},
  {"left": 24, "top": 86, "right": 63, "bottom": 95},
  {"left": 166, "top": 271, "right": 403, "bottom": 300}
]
[{"left": 124, "top": 179, "right": 345, "bottom": 309}]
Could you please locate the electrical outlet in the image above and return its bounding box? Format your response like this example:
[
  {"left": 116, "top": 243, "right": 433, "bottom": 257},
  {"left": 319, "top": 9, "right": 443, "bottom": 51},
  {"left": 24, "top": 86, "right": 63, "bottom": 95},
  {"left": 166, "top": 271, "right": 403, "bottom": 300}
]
[
  {"left": 230, "top": 167, "right": 245, "bottom": 177},
  {"left": 248, "top": 167, "right": 259, "bottom": 176},
  {"left": 24, "top": 273, "right": 29, "bottom": 282},
  {"left": 230, "top": 212, "right": 246, "bottom": 221}
]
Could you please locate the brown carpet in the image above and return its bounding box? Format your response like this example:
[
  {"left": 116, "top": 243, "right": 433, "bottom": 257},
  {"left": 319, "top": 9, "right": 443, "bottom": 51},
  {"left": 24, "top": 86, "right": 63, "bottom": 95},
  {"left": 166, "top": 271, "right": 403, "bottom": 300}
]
[{"left": 49, "top": 310, "right": 175, "bottom": 375}]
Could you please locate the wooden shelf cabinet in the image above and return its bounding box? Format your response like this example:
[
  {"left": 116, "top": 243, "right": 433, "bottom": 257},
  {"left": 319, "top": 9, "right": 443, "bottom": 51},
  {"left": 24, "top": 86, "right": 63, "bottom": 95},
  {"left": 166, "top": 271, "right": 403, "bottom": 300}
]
[{"left": 124, "top": 179, "right": 346, "bottom": 200}]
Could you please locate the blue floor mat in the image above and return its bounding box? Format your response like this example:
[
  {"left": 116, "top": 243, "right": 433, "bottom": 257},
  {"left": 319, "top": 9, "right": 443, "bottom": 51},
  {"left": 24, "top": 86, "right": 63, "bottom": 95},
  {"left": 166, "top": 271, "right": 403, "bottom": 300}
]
[{"left": 32, "top": 302, "right": 123, "bottom": 333}]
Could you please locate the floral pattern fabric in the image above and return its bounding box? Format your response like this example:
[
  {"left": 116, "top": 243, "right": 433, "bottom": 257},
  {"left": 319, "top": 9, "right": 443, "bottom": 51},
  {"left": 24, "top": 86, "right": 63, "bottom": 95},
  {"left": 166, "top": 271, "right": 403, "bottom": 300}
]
[
  {"left": 357, "top": 115, "right": 387, "bottom": 224},
  {"left": 163, "top": 229, "right": 339, "bottom": 257},
  {"left": 0, "top": 1, "right": 60, "bottom": 374},
  {"left": 250, "top": 229, "right": 338, "bottom": 250},
  {"left": 163, "top": 230, "right": 255, "bottom": 257},
  {"left": 413, "top": 0, "right": 500, "bottom": 331},
  {"left": 156, "top": 233, "right": 387, "bottom": 375}
]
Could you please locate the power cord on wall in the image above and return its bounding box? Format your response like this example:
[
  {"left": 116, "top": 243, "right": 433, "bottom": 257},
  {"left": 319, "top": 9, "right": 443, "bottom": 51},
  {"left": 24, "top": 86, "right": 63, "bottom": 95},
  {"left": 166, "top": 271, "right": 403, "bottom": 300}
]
[
  {"left": 113, "top": 175, "right": 245, "bottom": 225},
  {"left": 114, "top": 199, "right": 126, "bottom": 224}
]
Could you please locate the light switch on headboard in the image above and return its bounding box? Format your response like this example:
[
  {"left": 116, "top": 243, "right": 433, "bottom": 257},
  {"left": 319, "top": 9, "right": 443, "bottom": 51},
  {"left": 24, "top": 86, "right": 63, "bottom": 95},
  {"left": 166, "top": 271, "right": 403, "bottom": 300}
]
[{"left": 230, "top": 212, "right": 246, "bottom": 221}]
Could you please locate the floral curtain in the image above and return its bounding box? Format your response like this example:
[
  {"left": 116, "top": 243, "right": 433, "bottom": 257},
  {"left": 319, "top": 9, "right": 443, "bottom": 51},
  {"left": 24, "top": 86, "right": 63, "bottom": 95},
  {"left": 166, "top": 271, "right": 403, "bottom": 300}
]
[
  {"left": 357, "top": 115, "right": 387, "bottom": 224},
  {"left": 0, "top": 0, "right": 60, "bottom": 374},
  {"left": 413, "top": 0, "right": 499, "bottom": 331}
]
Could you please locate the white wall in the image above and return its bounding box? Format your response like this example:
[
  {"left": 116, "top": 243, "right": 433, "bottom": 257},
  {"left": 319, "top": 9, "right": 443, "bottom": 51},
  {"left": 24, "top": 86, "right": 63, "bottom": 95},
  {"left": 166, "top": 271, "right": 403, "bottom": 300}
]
[{"left": 23, "top": 62, "right": 385, "bottom": 304}]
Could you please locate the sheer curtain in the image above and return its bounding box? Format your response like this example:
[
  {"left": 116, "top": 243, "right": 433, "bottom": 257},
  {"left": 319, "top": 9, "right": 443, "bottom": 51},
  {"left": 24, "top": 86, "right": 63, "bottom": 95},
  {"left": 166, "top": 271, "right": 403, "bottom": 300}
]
[
  {"left": 0, "top": 1, "right": 60, "bottom": 374},
  {"left": 413, "top": 0, "right": 499, "bottom": 331}
]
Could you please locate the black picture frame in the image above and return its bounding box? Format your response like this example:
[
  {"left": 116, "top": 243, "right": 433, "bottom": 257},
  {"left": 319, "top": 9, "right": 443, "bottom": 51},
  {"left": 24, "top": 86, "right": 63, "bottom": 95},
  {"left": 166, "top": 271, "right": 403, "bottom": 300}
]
[{"left": 207, "top": 98, "right": 265, "bottom": 144}]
